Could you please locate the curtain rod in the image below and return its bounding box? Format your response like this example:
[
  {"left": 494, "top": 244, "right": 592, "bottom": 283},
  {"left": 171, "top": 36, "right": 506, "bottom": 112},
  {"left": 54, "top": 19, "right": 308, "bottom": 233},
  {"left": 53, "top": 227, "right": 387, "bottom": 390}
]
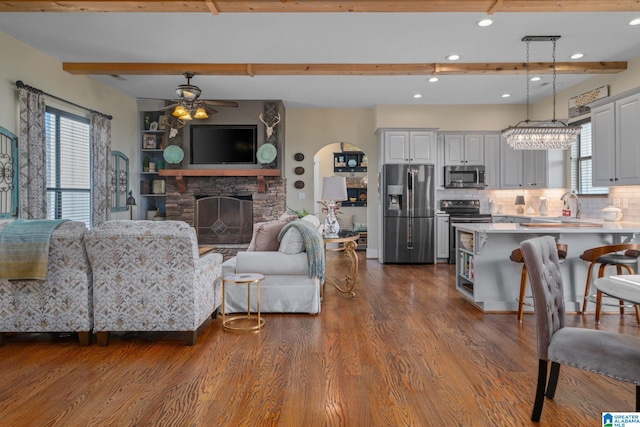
[{"left": 16, "top": 80, "right": 113, "bottom": 120}]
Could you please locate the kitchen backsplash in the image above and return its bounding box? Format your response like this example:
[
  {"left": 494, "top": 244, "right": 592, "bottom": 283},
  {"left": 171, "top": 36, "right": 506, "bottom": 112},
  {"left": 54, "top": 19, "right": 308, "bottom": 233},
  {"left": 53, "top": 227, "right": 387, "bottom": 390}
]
[{"left": 437, "top": 186, "right": 640, "bottom": 222}]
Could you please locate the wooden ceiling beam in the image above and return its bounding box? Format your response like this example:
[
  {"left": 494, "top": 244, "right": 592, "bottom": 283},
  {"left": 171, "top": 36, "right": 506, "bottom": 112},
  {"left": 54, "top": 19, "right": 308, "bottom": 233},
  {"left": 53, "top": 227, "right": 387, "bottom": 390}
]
[
  {"left": 63, "top": 62, "right": 628, "bottom": 76},
  {"left": 2, "top": 0, "right": 640, "bottom": 13}
]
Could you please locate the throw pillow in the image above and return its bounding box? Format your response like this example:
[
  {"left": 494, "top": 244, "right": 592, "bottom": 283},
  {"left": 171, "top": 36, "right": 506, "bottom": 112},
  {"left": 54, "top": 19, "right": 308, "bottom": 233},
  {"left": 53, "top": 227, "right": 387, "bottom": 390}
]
[
  {"left": 247, "top": 218, "right": 294, "bottom": 252},
  {"left": 278, "top": 227, "right": 305, "bottom": 254},
  {"left": 336, "top": 214, "right": 354, "bottom": 231}
]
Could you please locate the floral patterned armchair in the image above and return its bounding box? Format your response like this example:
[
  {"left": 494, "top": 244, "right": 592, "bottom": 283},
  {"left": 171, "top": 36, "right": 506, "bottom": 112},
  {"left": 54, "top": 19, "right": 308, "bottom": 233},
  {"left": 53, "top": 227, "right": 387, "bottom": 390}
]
[
  {"left": 84, "top": 220, "right": 222, "bottom": 345},
  {"left": 0, "top": 221, "right": 93, "bottom": 346}
]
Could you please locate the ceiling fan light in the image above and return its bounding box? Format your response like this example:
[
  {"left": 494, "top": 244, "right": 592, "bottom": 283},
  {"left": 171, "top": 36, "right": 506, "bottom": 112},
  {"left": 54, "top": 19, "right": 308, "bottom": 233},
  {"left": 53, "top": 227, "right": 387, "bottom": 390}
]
[
  {"left": 179, "top": 112, "right": 193, "bottom": 121},
  {"left": 194, "top": 108, "right": 209, "bottom": 119},
  {"left": 176, "top": 84, "right": 201, "bottom": 101},
  {"left": 172, "top": 105, "right": 187, "bottom": 117}
]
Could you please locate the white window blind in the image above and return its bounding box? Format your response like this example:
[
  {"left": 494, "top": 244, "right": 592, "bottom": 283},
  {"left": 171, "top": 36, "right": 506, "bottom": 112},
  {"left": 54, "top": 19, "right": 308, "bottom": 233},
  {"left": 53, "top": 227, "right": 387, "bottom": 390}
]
[
  {"left": 570, "top": 120, "right": 608, "bottom": 195},
  {"left": 45, "top": 107, "right": 91, "bottom": 227}
]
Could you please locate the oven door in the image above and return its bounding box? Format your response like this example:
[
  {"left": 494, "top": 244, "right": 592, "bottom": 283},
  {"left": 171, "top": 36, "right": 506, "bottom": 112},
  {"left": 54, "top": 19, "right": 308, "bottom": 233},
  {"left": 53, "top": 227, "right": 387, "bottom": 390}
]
[{"left": 448, "top": 216, "right": 492, "bottom": 264}]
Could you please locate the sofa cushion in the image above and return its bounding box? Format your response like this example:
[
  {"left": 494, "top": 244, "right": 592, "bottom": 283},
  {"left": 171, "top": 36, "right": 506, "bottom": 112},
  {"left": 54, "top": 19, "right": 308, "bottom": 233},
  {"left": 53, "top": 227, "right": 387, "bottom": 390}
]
[
  {"left": 247, "top": 218, "right": 294, "bottom": 252},
  {"left": 235, "top": 251, "right": 309, "bottom": 275},
  {"left": 278, "top": 215, "right": 321, "bottom": 255}
]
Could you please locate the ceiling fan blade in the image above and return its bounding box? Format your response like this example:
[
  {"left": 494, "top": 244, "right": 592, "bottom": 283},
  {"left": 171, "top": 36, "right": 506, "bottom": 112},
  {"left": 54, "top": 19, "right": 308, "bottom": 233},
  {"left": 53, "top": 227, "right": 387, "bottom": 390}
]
[
  {"left": 203, "top": 100, "right": 238, "bottom": 108},
  {"left": 159, "top": 103, "right": 179, "bottom": 111},
  {"left": 203, "top": 106, "right": 218, "bottom": 115}
]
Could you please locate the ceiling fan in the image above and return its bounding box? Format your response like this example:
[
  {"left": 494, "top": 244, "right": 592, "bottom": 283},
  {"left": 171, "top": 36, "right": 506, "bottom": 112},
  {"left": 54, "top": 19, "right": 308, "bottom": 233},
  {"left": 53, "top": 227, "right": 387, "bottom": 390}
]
[{"left": 160, "top": 72, "right": 238, "bottom": 120}]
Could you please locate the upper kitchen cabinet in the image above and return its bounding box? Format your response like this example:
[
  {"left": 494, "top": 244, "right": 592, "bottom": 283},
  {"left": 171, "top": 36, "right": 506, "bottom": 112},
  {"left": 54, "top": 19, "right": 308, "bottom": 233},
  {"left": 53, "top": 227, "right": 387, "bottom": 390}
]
[
  {"left": 500, "top": 144, "right": 566, "bottom": 189},
  {"left": 378, "top": 129, "right": 437, "bottom": 164},
  {"left": 591, "top": 90, "right": 640, "bottom": 187},
  {"left": 444, "top": 134, "right": 484, "bottom": 166},
  {"left": 482, "top": 134, "right": 500, "bottom": 189}
]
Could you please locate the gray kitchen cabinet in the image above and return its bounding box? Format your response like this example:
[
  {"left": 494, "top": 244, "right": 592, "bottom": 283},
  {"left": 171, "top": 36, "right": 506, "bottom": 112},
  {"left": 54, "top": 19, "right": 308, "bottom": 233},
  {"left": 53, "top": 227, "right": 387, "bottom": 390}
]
[
  {"left": 591, "top": 91, "right": 640, "bottom": 187},
  {"left": 444, "top": 133, "right": 484, "bottom": 166},
  {"left": 500, "top": 144, "right": 565, "bottom": 189},
  {"left": 483, "top": 133, "right": 500, "bottom": 189},
  {"left": 435, "top": 214, "right": 450, "bottom": 260},
  {"left": 379, "top": 129, "right": 437, "bottom": 164}
]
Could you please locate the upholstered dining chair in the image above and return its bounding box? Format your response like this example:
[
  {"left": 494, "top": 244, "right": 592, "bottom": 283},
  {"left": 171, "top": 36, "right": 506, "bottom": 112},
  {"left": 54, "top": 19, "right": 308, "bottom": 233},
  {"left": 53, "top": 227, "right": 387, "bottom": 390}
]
[{"left": 520, "top": 236, "right": 640, "bottom": 422}]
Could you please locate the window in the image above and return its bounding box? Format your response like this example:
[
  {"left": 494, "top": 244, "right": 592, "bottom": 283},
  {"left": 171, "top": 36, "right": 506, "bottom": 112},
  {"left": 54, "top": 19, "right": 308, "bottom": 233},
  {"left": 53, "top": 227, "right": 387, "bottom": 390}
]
[
  {"left": 45, "top": 107, "right": 91, "bottom": 227},
  {"left": 111, "top": 151, "right": 129, "bottom": 212},
  {"left": 570, "top": 118, "right": 608, "bottom": 195},
  {"left": 0, "top": 127, "right": 18, "bottom": 218}
]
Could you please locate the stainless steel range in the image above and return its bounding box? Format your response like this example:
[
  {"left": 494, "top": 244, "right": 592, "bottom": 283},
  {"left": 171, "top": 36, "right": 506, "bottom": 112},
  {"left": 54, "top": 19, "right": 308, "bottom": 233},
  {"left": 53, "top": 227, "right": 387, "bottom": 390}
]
[{"left": 439, "top": 200, "right": 492, "bottom": 264}]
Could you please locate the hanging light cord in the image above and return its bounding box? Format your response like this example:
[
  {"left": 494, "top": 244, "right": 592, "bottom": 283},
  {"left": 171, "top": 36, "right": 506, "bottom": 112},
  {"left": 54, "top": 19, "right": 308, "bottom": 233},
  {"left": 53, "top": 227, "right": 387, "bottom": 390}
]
[
  {"left": 525, "top": 39, "right": 530, "bottom": 123},
  {"left": 552, "top": 38, "right": 557, "bottom": 123}
]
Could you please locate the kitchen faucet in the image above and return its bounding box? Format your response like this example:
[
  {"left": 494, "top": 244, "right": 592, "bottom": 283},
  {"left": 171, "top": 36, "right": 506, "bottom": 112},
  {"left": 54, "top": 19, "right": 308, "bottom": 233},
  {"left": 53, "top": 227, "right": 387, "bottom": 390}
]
[{"left": 560, "top": 191, "right": 582, "bottom": 219}]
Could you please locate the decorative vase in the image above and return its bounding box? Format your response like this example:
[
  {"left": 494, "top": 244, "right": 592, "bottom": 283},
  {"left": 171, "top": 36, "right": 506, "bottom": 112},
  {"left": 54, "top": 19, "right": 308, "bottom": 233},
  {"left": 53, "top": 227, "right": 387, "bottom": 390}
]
[{"left": 539, "top": 197, "right": 548, "bottom": 216}]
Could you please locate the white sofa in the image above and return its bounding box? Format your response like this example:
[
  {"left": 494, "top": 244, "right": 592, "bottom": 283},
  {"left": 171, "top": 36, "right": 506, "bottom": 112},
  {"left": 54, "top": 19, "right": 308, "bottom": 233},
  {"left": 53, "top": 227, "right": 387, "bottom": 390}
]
[
  {"left": 0, "top": 220, "right": 93, "bottom": 345},
  {"left": 221, "top": 215, "right": 323, "bottom": 314},
  {"left": 84, "top": 220, "right": 223, "bottom": 345}
]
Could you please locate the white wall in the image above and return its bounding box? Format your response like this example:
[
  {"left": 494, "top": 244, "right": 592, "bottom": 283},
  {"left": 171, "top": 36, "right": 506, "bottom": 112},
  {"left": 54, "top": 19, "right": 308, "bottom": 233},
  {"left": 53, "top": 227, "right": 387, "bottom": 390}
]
[{"left": 0, "top": 31, "right": 139, "bottom": 220}]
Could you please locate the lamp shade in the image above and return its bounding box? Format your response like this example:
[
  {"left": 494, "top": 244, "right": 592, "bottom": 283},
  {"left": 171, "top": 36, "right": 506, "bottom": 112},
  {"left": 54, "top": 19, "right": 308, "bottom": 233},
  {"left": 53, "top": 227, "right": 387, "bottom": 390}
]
[
  {"left": 515, "top": 195, "right": 525, "bottom": 205},
  {"left": 126, "top": 190, "right": 137, "bottom": 207},
  {"left": 321, "top": 176, "right": 348, "bottom": 201}
]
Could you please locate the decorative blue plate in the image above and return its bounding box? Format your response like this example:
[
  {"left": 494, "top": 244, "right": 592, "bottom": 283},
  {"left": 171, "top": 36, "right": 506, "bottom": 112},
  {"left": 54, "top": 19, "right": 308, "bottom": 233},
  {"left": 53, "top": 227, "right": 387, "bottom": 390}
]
[
  {"left": 163, "top": 145, "right": 184, "bottom": 164},
  {"left": 257, "top": 143, "right": 277, "bottom": 164},
  {"left": 348, "top": 159, "right": 357, "bottom": 167}
]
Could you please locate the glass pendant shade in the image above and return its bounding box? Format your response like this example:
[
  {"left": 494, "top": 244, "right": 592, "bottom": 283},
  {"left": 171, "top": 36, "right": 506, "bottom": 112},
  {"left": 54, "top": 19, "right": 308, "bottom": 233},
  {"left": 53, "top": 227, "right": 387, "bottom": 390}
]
[
  {"left": 193, "top": 108, "right": 208, "bottom": 119},
  {"left": 176, "top": 84, "right": 201, "bottom": 101},
  {"left": 172, "top": 105, "right": 187, "bottom": 117},
  {"left": 179, "top": 112, "right": 193, "bottom": 121}
]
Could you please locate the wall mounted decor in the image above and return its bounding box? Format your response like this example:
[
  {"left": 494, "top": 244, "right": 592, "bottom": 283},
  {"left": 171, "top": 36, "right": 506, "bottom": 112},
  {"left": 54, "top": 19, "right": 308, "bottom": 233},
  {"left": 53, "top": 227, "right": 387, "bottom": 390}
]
[
  {"left": 294, "top": 180, "right": 305, "bottom": 189},
  {"left": 294, "top": 153, "right": 304, "bottom": 161},
  {"left": 295, "top": 167, "right": 305, "bottom": 175}
]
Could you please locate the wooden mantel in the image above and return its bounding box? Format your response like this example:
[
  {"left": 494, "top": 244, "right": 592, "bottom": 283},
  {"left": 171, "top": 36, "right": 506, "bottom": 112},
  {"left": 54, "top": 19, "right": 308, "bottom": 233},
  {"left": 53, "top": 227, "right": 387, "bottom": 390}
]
[{"left": 159, "top": 169, "right": 281, "bottom": 193}]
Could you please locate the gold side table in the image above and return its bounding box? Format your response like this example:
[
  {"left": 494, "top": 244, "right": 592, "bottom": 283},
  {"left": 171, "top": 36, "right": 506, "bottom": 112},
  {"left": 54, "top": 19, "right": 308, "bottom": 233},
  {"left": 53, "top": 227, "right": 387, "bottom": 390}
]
[
  {"left": 222, "top": 273, "right": 265, "bottom": 332},
  {"left": 323, "top": 231, "right": 360, "bottom": 298}
]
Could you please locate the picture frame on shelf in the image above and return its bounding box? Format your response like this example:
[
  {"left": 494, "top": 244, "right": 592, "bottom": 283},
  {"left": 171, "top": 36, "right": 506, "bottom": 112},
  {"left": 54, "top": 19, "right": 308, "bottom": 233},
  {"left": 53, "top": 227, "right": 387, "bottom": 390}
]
[
  {"left": 158, "top": 115, "right": 166, "bottom": 130},
  {"left": 143, "top": 134, "right": 157, "bottom": 149},
  {"left": 149, "top": 122, "right": 158, "bottom": 131}
]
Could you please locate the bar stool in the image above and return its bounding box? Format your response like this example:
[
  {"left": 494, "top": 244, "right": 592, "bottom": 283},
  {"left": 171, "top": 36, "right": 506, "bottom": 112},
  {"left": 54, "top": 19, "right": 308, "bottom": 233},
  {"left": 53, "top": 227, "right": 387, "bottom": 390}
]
[
  {"left": 580, "top": 243, "right": 640, "bottom": 324},
  {"left": 510, "top": 243, "right": 568, "bottom": 323}
]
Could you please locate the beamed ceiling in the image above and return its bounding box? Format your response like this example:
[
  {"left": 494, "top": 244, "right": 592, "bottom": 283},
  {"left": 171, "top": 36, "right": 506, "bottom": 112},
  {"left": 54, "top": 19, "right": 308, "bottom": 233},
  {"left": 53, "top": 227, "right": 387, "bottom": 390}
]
[{"left": 1, "top": 1, "right": 640, "bottom": 107}]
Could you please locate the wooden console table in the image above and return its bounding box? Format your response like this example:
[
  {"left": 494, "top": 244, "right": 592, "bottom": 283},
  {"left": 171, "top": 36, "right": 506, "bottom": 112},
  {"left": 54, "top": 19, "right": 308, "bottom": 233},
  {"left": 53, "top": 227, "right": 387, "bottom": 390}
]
[{"left": 159, "top": 169, "right": 281, "bottom": 193}]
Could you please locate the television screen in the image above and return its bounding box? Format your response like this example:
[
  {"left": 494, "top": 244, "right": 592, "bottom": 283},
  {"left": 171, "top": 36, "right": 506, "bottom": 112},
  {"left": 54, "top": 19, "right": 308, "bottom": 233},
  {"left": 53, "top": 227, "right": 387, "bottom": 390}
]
[{"left": 190, "top": 125, "right": 257, "bottom": 164}]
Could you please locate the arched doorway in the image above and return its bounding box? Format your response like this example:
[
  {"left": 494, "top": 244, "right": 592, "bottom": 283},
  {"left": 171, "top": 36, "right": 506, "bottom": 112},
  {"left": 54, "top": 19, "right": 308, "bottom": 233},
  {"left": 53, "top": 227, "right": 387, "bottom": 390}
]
[{"left": 313, "top": 142, "right": 368, "bottom": 242}]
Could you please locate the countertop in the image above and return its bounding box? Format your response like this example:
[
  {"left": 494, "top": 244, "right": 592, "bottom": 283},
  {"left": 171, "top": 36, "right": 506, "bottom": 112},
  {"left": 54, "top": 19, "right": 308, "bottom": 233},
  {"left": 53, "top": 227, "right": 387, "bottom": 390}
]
[{"left": 453, "top": 221, "right": 640, "bottom": 234}]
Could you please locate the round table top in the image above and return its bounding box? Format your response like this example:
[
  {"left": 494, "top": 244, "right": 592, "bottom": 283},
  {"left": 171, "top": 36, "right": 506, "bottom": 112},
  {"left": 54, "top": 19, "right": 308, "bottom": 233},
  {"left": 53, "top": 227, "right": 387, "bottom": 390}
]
[
  {"left": 223, "top": 273, "right": 265, "bottom": 284},
  {"left": 323, "top": 231, "right": 360, "bottom": 244},
  {"left": 594, "top": 274, "right": 640, "bottom": 305}
]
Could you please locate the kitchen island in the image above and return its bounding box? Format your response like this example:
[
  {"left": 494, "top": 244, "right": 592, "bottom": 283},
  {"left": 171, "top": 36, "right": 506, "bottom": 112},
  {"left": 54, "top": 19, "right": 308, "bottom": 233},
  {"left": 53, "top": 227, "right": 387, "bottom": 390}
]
[{"left": 453, "top": 221, "right": 640, "bottom": 313}]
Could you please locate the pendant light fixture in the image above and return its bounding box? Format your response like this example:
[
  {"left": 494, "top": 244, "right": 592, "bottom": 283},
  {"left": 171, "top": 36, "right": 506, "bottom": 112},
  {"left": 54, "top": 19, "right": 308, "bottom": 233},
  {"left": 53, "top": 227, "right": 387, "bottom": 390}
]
[{"left": 502, "top": 36, "right": 581, "bottom": 150}]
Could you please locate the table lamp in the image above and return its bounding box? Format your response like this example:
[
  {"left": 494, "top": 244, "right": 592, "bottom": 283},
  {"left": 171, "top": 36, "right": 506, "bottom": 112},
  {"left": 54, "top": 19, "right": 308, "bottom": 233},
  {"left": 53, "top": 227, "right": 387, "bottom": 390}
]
[
  {"left": 515, "top": 195, "right": 525, "bottom": 214},
  {"left": 321, "top": 176, "right": 347, "bottom": 237},
  {"left": 126, "top": 190, "right": 137, "bottom": 220}
]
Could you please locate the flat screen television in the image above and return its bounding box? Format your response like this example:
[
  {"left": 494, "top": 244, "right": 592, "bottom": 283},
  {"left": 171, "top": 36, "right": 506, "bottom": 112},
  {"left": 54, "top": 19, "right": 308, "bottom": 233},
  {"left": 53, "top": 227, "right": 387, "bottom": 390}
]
[{"left": 190, "top": 125, "right": 258, "bottom": 165}]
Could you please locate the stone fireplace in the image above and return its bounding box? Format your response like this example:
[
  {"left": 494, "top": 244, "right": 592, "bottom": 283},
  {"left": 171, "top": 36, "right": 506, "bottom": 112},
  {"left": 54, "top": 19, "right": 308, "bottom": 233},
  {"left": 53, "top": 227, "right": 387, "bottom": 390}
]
[{"left": 164, "top": 174, "right": 286, "bottom": 257}]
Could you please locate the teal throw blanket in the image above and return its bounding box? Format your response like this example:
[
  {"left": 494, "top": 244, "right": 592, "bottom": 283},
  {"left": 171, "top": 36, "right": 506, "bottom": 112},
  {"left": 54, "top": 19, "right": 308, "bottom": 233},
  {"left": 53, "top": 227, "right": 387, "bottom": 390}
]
[
  {"left": 278, "top": 220, "right": 325, "bottom": 281},
  {"left": 0, "top": 219, "right": 69, "bottom": 280}
]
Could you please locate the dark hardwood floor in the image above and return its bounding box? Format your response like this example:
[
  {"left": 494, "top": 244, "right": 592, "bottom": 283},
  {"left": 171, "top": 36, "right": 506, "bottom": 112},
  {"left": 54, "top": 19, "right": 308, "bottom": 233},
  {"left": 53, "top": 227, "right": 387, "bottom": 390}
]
[{"left": 1, "top": 252, "right": 638, "bottom": 426}]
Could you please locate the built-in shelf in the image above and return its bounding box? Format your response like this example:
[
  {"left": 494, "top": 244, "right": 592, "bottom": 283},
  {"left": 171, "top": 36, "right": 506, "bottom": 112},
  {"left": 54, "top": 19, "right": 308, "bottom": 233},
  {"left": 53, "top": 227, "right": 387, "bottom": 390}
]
[{"left": 159, "top": 169, "right": 281, "bottom": 193}]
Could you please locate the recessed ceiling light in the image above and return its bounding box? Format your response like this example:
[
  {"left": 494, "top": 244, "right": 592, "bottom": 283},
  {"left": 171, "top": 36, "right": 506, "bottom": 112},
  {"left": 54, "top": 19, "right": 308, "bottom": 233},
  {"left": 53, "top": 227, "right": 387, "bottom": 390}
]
[
  {"left": 446, "top": 54, "right": 460, "bottom": 61},
  {"left": 570, "top": 53, "right": 584, "bottom": 59},
  {"left": 478, "top": 19, "right": 493, "bottom": 27},
  {"left": 413, "top": 93, "right": 423, "bottom": 99},
  {"left": 428, "top": 77, "right": 439, "bottom": 83},
  {"left": 630, "top": 18, "right": 640, "bottom": 26},
  {"left": 501, "top": 93, "right": 511, "bottom": 98},
  {"left": 530, "top": 76, "right": 542, "bottom": 82}
]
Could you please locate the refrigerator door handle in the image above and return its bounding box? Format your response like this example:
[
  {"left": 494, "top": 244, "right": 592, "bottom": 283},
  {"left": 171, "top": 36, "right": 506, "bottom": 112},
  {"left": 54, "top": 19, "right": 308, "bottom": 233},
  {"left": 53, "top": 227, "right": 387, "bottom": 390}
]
[{"left": 407, "top": 169, "right": 414, "bottom": 249}]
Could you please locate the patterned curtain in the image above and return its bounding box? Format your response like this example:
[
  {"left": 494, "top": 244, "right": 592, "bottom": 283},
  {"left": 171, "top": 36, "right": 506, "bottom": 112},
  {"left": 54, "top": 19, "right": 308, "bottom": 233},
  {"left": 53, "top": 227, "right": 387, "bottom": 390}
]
[
  {"left": 18, "top": 87, "right": 47, "bottom": 219},
  {"left": 91, "top": 113, "right": 112, "bottom": 227}
]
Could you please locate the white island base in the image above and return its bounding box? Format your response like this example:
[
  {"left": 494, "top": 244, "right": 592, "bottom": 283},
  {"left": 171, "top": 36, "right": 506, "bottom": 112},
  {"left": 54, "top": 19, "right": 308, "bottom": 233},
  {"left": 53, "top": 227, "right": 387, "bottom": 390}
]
[{"left": 454, "top": 222, "right": 640, "bottom": 313}]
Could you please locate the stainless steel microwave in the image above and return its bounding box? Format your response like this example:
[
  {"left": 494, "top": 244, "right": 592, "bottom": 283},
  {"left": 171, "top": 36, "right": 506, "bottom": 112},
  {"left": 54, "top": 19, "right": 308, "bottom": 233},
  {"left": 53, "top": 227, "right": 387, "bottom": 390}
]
[{"left": 444, "top": 165, "right": 486, "bottom": 189}]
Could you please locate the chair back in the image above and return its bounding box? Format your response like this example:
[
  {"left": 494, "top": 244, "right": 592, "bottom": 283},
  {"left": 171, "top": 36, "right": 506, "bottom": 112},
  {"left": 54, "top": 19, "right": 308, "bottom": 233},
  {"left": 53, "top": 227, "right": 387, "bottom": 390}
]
[{"left": 520, "top": 236, "right": 566, "bottom": 361}]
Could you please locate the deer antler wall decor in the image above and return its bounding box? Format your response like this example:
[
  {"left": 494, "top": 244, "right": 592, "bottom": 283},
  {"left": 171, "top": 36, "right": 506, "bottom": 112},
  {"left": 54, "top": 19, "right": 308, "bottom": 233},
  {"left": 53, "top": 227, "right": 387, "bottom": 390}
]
[{"left": 258, "top": 113, "right": 280, "bottom": 138}]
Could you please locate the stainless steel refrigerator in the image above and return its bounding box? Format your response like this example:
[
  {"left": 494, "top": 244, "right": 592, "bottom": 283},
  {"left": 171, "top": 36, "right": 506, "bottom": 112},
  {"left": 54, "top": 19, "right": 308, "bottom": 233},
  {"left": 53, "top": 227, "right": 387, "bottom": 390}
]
[{"left": 382, "top": 163, "right": 435, "bottom": 264}]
